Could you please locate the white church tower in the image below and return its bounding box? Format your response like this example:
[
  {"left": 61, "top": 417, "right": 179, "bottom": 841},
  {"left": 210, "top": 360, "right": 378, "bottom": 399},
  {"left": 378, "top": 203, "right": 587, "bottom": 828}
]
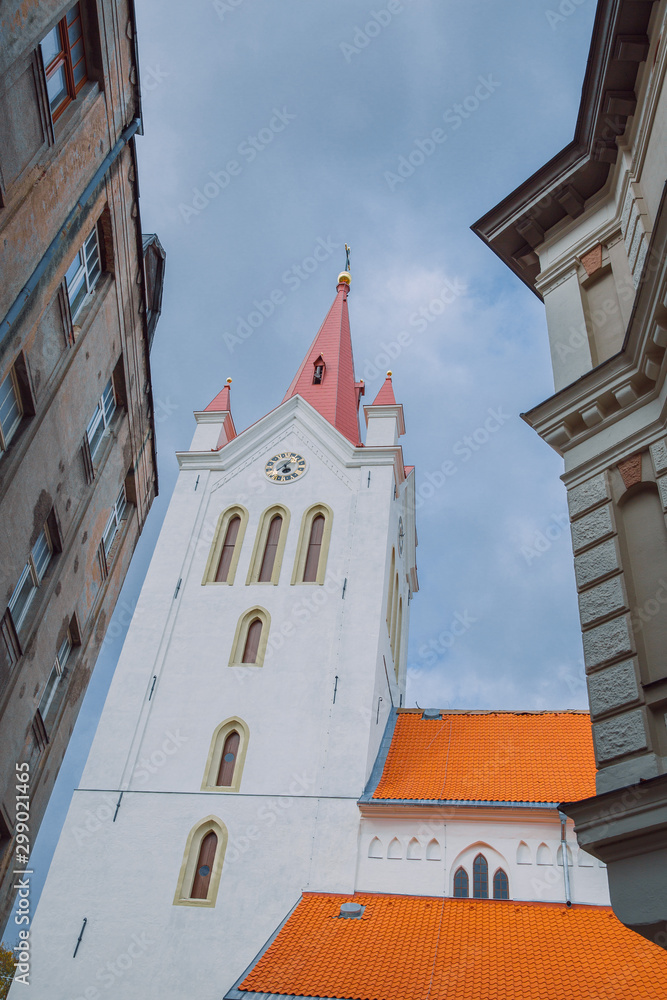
[{"left": 18, "top": 268, "right": 418, "bottom": 999}]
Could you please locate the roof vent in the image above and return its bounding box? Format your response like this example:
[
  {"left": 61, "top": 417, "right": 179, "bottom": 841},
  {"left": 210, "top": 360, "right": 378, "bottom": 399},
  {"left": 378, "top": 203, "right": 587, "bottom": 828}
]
[
  {"left": 339, "top": 902, "right": 364, "bottom": 919},
  {"left": 422, "top": 709, "right": 441, "bottom": 720}
]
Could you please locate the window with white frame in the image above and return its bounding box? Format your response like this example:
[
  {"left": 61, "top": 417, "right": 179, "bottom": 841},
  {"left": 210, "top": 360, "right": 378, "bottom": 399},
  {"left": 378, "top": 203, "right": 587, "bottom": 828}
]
[
  {"left": 0, "top": 368, "right": 22, "bottom": 455},
  {"left": 38, "top": 631, "right": 73, "bottom": 733},
  {"left": 86, "top": 377, "right": 116, "bottom": 461},
  {"left": 102, "top": 484, "right": 127, "bottom": 558},
  {"left": 8, "top": 527, "right": 53, "bottom": 632},
  {"left": 65, "top": 227, "right": 101, "bottom": 322}
]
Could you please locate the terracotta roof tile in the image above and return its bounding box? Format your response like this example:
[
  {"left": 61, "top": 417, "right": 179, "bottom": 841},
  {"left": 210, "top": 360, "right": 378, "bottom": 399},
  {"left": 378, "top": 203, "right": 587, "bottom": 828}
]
[
  {"left": 238, "top": 893, "right": 667, "bottom": 1000},
  {"left": 372, "top": 711, "right": 595, "bottom": 803}
]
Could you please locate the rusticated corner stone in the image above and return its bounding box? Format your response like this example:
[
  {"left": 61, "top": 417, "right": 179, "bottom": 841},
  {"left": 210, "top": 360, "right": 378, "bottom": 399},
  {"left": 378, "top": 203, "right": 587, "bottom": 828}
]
[
  {"left": 650, "top": 439, "right": 667, "bottom": 476},
  {"left": 578, "top": 575, "right": 626, "bottom": 627},
  {"left": 568, "top": 474, "right": 609, "bottom": 520},
  {"left": 571, "top": 503, "right": 614, "bottom": 554},
  {"left": 582, "top": 613, "right": 633, "bottom": 671},
  {"left": 574, "top": 538, "right": 620, "bottom": 590},
  {"left": 593, "top": 709, "right": 647, "bottom": 762},
  {"left": 587, "top": 659, "right": 639, "bottom": 717}
]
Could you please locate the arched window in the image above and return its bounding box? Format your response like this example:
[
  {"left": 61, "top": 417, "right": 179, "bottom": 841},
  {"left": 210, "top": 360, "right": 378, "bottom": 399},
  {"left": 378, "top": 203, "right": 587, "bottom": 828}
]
[
  {"left": 292, "top": 504, "right": 333, "bottom": 585},
  {"left": 473, "top": 854, "right": 488, "bottom": 898},
  {"left": 229, "top": 607, "right": 270, "bottom": 668},
  {"left": 191, "top": 831, "right": 217, "bottom": 899},
  {"left": 304, "top": 515, "right": 325, "bottom": 581},
  {"left": 390, "top": 572, "right": 399, "bottom": 652},
  {"left": 394, "top": 597, "right": 403, "bottom": 678},
  {"left": 493, "top": 868, "right": 509, "bottom": 899},
  {"left": 247, "top": 505, "right": 290, "bottom": 585},
  {"left": 313, "top": 356, "right": 325, "bottom": 384},
  {"left": 243, "top": 618, "right": 262, "bottom": 662},
  {"left": 453, "top": 867, "right": 469, "bottom": 897},
  {"left": 386, "top": 549, "right": 395, "bottom": 629},
  {"left": 259, "top": 515, "right": 282, "bottom": 582},
  {"left": 202, "top": 717, "right": 249, "bottom": 792},
  {"left": 173, "top": 816, "right": 227, "bottom": 907},
  {"left": 216, "top": 516, "right": 241, "bottom": 582},
  {"left": 217, "top": 730, "right": 240, "bottom": 786},
  {"left": 202, "top": 505, "right": 248, "bottom": 586},
  {"left": 368, "top": 837, "right": 382, "bottom": 859}
]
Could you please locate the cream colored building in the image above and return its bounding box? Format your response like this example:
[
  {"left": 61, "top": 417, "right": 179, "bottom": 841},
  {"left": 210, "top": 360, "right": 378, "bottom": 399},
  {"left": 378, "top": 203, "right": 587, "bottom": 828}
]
[{"left": 474, "top": 0, "right": 667, "bottom": 947}]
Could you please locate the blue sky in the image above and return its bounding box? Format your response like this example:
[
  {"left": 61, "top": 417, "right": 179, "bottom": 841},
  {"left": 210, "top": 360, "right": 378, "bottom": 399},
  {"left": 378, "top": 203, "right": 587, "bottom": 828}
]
[{"left": 9, "top": 0, "right": 600, "bottom": 939}]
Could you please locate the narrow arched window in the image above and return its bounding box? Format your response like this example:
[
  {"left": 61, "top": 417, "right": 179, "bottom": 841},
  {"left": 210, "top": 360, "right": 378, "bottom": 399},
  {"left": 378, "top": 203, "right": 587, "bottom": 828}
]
[
  {"left": 215, "top": 516, "right": 241, "bottom": 583},
  {"left": 473, "top": 854, "right": 488, "bottom": 898},
  {"left": 303, "top": 514, "right": 325, "bottom": 582},
  {"left": 394, "top": 597, "right": 403, "bottom": 678},
  {"left": 259, "top": 515, "right": 282, "bottom": 582},
  {"left": 390, "top": 572, "right": 399, "bottom": 652},
  {"left": 493, "top": 868, "right": 509, "bottom": 899},
  {"left": 216, "top": 730, "right": 240, "bottom": 786},
  {"left": 386, "top": 549, "right": 395, "bottom": 628},
  {"left": 190, "top": 831, "right": 217, "bottom": 900},
  {"left": 313, "top": 357, "right": 325, "bottom": 384},
  {"left": 453, "top": 867, "right": 469, "bottom": 897},
  {"left": 242, "top": 618, "right": 262, "bottom": 663}
]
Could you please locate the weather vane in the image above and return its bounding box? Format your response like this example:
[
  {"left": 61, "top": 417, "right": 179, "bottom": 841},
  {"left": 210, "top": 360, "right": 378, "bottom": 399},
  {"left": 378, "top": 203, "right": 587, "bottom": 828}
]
[{"left": 345, "top": 244, "right": 351, "bottom": 272}]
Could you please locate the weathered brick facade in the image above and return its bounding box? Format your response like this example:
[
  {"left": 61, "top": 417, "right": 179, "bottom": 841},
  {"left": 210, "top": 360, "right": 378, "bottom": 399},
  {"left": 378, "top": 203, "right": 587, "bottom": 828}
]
[{"left": 0, "top": 0, "right": 164, "bottom": 933}]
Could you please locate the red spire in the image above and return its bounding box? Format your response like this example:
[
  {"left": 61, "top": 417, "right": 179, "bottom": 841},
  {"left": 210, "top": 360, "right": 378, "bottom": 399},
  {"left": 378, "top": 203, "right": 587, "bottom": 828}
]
[
  {"left": 371, "top": 372, "right": 397, "bottom": 406},
  {"left": 282, "top": 275, "right": 364, "bottom": 445},
  {"left": 204, "top": 382, "right": 232, "bottom": 412},
  {"left": 203, "top": 378, "right": 236, "bottom": 446}
]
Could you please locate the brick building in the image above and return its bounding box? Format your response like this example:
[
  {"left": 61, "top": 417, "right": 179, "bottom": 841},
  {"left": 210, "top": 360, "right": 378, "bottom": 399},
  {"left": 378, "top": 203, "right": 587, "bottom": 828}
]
[{"left": 0, "top": 0, "right": 165, "bottom": 934}]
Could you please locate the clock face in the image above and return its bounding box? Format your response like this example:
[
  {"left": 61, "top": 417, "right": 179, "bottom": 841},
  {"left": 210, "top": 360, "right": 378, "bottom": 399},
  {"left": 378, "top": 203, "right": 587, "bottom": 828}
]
[
  {"left": 265, "top": 452, "right": 307, "bottom": 483},
  {"left": 398, "top": 516, "right": 405, "bottom": 556}
]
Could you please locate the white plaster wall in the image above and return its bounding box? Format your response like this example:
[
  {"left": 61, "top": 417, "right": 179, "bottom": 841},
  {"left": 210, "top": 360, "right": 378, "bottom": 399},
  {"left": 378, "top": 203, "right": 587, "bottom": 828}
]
[
  {"left": 20, "top": 401, "right": 416, "bottom": 1000},
  {"left": 355, "top": 810, "right": 610, "bottom": 906}
]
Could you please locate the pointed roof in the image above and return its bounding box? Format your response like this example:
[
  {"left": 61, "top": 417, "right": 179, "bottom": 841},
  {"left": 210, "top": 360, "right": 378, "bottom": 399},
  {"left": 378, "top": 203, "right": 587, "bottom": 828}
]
[
  {"left": 371, "top": 372, "right": 397, "bottom": 406},
  {"left": 201, "top": 378, "right": 237, "bottom": 446},
  {"left": 282, "top": 278, "right": 362, "bottom": 445},
  {"left": 204, "top": 381, "right": 232, "bottom": 412}
]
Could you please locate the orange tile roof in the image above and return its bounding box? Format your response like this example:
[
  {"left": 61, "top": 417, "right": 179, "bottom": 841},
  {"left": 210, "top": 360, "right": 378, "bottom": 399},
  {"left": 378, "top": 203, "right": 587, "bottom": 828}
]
[
  {"left": 237, "top": 893, "right": 667, "bottom": 1000},
  {"left": 371, "top": 711, "right": 595, "bottom": 803}
]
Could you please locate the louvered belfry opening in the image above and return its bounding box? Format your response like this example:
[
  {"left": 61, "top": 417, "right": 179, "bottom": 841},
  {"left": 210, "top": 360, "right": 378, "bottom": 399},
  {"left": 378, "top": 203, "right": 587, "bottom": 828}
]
[
  {"left": 215, "top": 515, "right": 241, "bottom": 582},
  {"left": 312, "top": 356, "right": 325, "bottom": 384},
  {"left": 259, "top": 514, "right": 282, "bottom": 582},
  {"left": 303, "top": 514, "right": 325, "bottom": 582},
  {"left": 242, "top": 618, "right": 262, "bottom": 663},
  {"left": 217, "top": 730, "right": 240, "bottom": 786},
  {"left": 190, "top": 831, "right": 217, "bottom": 899}
]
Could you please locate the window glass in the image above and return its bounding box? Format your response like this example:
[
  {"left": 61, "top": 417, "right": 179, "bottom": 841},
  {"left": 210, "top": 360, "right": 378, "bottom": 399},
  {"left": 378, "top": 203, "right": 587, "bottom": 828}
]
[
  {"left": 216, "top": 516, "right": 240, "bottom": 583},
  {"left": 258, "top": 514, "right": 282, "bottom": 582},
  {"left": 473, "top": 854, "right": 489, "bottom": 899},
  {"left": 0, "top": 371, "right": 22, "bottom": 451},
  {"left": 67, "top": 229, "right": 101, "bottom": 322},
  {"left": 493, "top": 869, "right": 509, "bottom": 900},
  {"left": 31, "top": 529, "right": 51, "bottom": 582},
  {"left": 8, "top": 566, "right": 36, "bottom": 631},
  {"left": 40, "top": 25, "right": 63, "bottom": 67},
  {"left": 87, "top": 377, "right": 116, "bottom": 460},
  {"left": 303, "top": 514, "right": 324, "bottom": 582},
  {"left": 453, "top": 867, "right": 469, "bottom": 898},
  {"left": 103, "top": 485, "right": 127, "bottom": 557}
]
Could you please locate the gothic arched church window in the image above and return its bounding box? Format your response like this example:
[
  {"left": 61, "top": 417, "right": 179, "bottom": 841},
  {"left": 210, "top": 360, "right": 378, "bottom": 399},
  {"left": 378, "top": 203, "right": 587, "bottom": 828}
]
[
  {"left": 493, "top": 868, "right": 509, "bottom": 899},
  {"left": 473, "top": 854, "right": 489, "bottom": 898},
  {"left": 453, "top": 867, "right": 469, "bottom": 897}
]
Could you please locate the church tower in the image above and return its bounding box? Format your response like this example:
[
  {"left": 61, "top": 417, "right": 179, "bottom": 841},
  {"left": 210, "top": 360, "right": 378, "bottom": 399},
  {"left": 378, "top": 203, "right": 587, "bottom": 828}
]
[{"left": 20, "top": 268, "right": 417, "bottom": 999}]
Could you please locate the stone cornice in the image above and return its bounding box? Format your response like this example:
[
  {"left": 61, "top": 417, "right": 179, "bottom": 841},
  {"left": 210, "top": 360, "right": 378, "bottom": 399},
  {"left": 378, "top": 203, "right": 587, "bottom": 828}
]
[{"left": 522, "top": 182, "right": 667, "bottom": 467}]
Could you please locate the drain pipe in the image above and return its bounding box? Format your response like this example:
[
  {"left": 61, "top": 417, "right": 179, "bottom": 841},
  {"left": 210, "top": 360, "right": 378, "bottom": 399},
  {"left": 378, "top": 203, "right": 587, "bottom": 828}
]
[
  {"left": 558, "top": 810, "right": 572, "bottom": 906},
  {"left": 0, "top": 118, "right": 141, "bottom": 347}
]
